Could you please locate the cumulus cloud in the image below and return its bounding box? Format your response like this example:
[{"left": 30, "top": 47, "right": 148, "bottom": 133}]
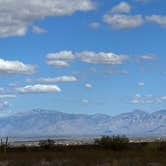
[
  {"left": 47, "top": 60, "right": 70, "bottom": 67},
  {"left": 32, "top": 25, "right": 47, "bottom": 34},
  {"left": 102, "top": 6, "right": 166, "bottom": 29},
  {"left": 111, "top": 2, "right": 131, "bottom": 14},
  {"left": 131, "top": 94, "right": 152, "bottom": 104},
  {"left": 77, "top": 51, "right": 128, "bottom": 64},
  {"left": 15, "top": 84, "right": 61, "bottom": 94},
  {"left": 146, "top": 15, "right": 166, "bottom": 26},
  {"left": 85, "top": 83, "right": 93, "bottom": 88},
  {"left": 104, "top": 69, "right": 128, "bottom": 75},
  {"left": 0, "top": 58, "right": 35, "bottom": 75},
  {"left": 81, "top": 99, "right": 89, "bottom": 104},
  {"left": 0, "top": 0, "right": 95, "bottom": 37},
  {"left": 45, "top": 51, "right": 158, "bottom": 69},
  {"left": 0, "top": 101, "right": 9, "bottom": 110},
  {"left": 46, "top": 51, "right": 75, "bottom": 67},
  {"left": 131, "top": 94, "right": 166, "bottom": 104},
  {"left": 138, "top": 82, "right": 145, "bottom": 87},
  {"left": 47, "top": 51, "right": 128, "bottom": 66},
  {"left": 89, "top": 22, "right": 101, "bottom": 29},
  {"left": 28, "top": 76, "right": 78, "bottom": 83},
  {"left": 140, "top": 54, "right": 157, "bottom": 61},
  {"left": 0, "top": 88, "right": 5, "bottom": 93},
  {"left": 0, "top": 94, "right": 16, "bottom": 99},
  {"left": 103, "top": 14, "right": 144, "bottom": 29},
  {"left": 47, "top": 51, "right": 75, "bottom": 60}
]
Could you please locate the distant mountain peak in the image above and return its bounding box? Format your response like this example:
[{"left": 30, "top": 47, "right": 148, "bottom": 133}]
[
  {"left": 31, "top": 109, "right": 61, "bottom": 114},
  {"left": 0, "top": 109, "right": 165, "bottom": 137},
  {"left": 153, "top": 110, "right": 166, "bottom": 114}
]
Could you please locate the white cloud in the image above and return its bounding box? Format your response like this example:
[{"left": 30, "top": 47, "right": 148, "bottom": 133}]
[
  {"left": 104, "top": 69, "right": 128, "bottom": 75},
  {"left": 131, "top": 94, "right": 166, "bottom": 104},
  {"left": 81, "top": 99, "right": 89, "bottom": 104},
  {"left": 8, "top": 82, "right": 22, "bottom": 88},
  {"left": 138, "top": 82, "right": 145, "bottom": 87},
  {"left": 47, "top": 51, "right": 75, "bottom": 60},
  {"left": 29, "top": 76, "right": 78, "bottom": 83},
  {"left": 46, "top": 51, "right": 75, "bottom": 67},
  {"left": 146, "top": 15, "right": 166, "bottom": 26},
  {"left": 160, "top": 96, "right": 166, "bottom": 101},
  {"left": 131, "top": 94, "right": 153, "bottom": 104},
  {"left": 32, "top": 25, "right": 47, "bottom": 34},
  {"left": 15, "top": 84, "right": 61, "bottom": 94},
  {"left": 47, "top": 51, "right": 129, "bottom": 66},
  {"left": 0, "top": 88, "right": 5, "bottom": 93},
  {"left": 0, "top": 0, "right": 95, "bottom": 37},
  {"left": 111, "top": 2, "right": 131, "bottom": 14},
  {"left": 89, "top": 22, "right": 100, "bottom": 29},
  {"left": 77, "top": 51, "right": 128, "bottom": 64},
  {"left": 85, "top": 83, "right": 92, "bottom": 88},
  {"left": 0, "top": 58, "right": 35, "bottom": 75},
  {"left": 140, "top": 54, "right": 157, "bottom": 61},
  {"left": 0, "top": 94, "right": 16, "bottom": 99},
  {"left": 103, "top": 14, "right": 144, "bottom": 29},
  {"left": 0, "top": 101, "right": 9, "bottom": 110},
  {"left": 47, "top": 60, "right": 70, "bottom": 67}
]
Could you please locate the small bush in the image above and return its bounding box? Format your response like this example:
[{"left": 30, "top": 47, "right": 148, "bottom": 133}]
[
  {"left": 39, "top": 139, "right": 55, "bottom": 149},
  {"left": 95, "top": 135, "right": 129, "bottom": 150},
  {"left": 0, "top": 137, "right": 10, "bottom": 152}
]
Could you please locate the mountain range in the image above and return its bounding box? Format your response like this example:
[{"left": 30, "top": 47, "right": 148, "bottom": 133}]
[{"left": 0, "top": 109, "right": 166, "bottom": 138}]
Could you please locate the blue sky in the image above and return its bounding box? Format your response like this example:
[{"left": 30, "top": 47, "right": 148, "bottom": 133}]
[{"left": 0, "top": 0, "right": 166, "bottom": 115}]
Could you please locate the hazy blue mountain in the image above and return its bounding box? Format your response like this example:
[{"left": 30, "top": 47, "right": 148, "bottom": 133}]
[{"left": 0, "top": 109, "right": 165, "bottom": 137}]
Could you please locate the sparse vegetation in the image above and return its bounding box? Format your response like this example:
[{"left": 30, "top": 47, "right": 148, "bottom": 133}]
[
  {"left": 39, "top": 139, "right": 55, "bottom": 149},
  {"left": 146, "top": 140, "right": 166, "bottom": 152},
  {"left": 0, "top": 136, "right": 165, "bottom": 166},
  {"left": 95, "top": 135, "right": 129, "bottom": 150},
  {"left": 0, "top": 137, "right": 9, "bottom": 153}
]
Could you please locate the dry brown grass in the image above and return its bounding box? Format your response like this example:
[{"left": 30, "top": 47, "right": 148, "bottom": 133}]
[{"left": 0, "top": 144, "right": 165, "bottom": 166}]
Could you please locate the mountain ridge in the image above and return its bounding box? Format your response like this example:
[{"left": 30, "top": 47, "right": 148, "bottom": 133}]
[{"left": 0, "top": 109, "right": 165, "bottom": 137}]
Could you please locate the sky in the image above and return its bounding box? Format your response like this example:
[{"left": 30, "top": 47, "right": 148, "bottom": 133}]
[{"left": 0, "top": 0, "right": 166, "bottom": 116}]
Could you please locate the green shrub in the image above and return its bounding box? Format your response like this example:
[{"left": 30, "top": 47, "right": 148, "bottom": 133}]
[
  {"left": 94, "top": 135, "right": 129, "bottom": 150},
  {"left": 39, "top": 139, "right": 55, "bottom": 149},
  {"left": 0, "top": 137, "right": 9, "bottom": 152}
]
